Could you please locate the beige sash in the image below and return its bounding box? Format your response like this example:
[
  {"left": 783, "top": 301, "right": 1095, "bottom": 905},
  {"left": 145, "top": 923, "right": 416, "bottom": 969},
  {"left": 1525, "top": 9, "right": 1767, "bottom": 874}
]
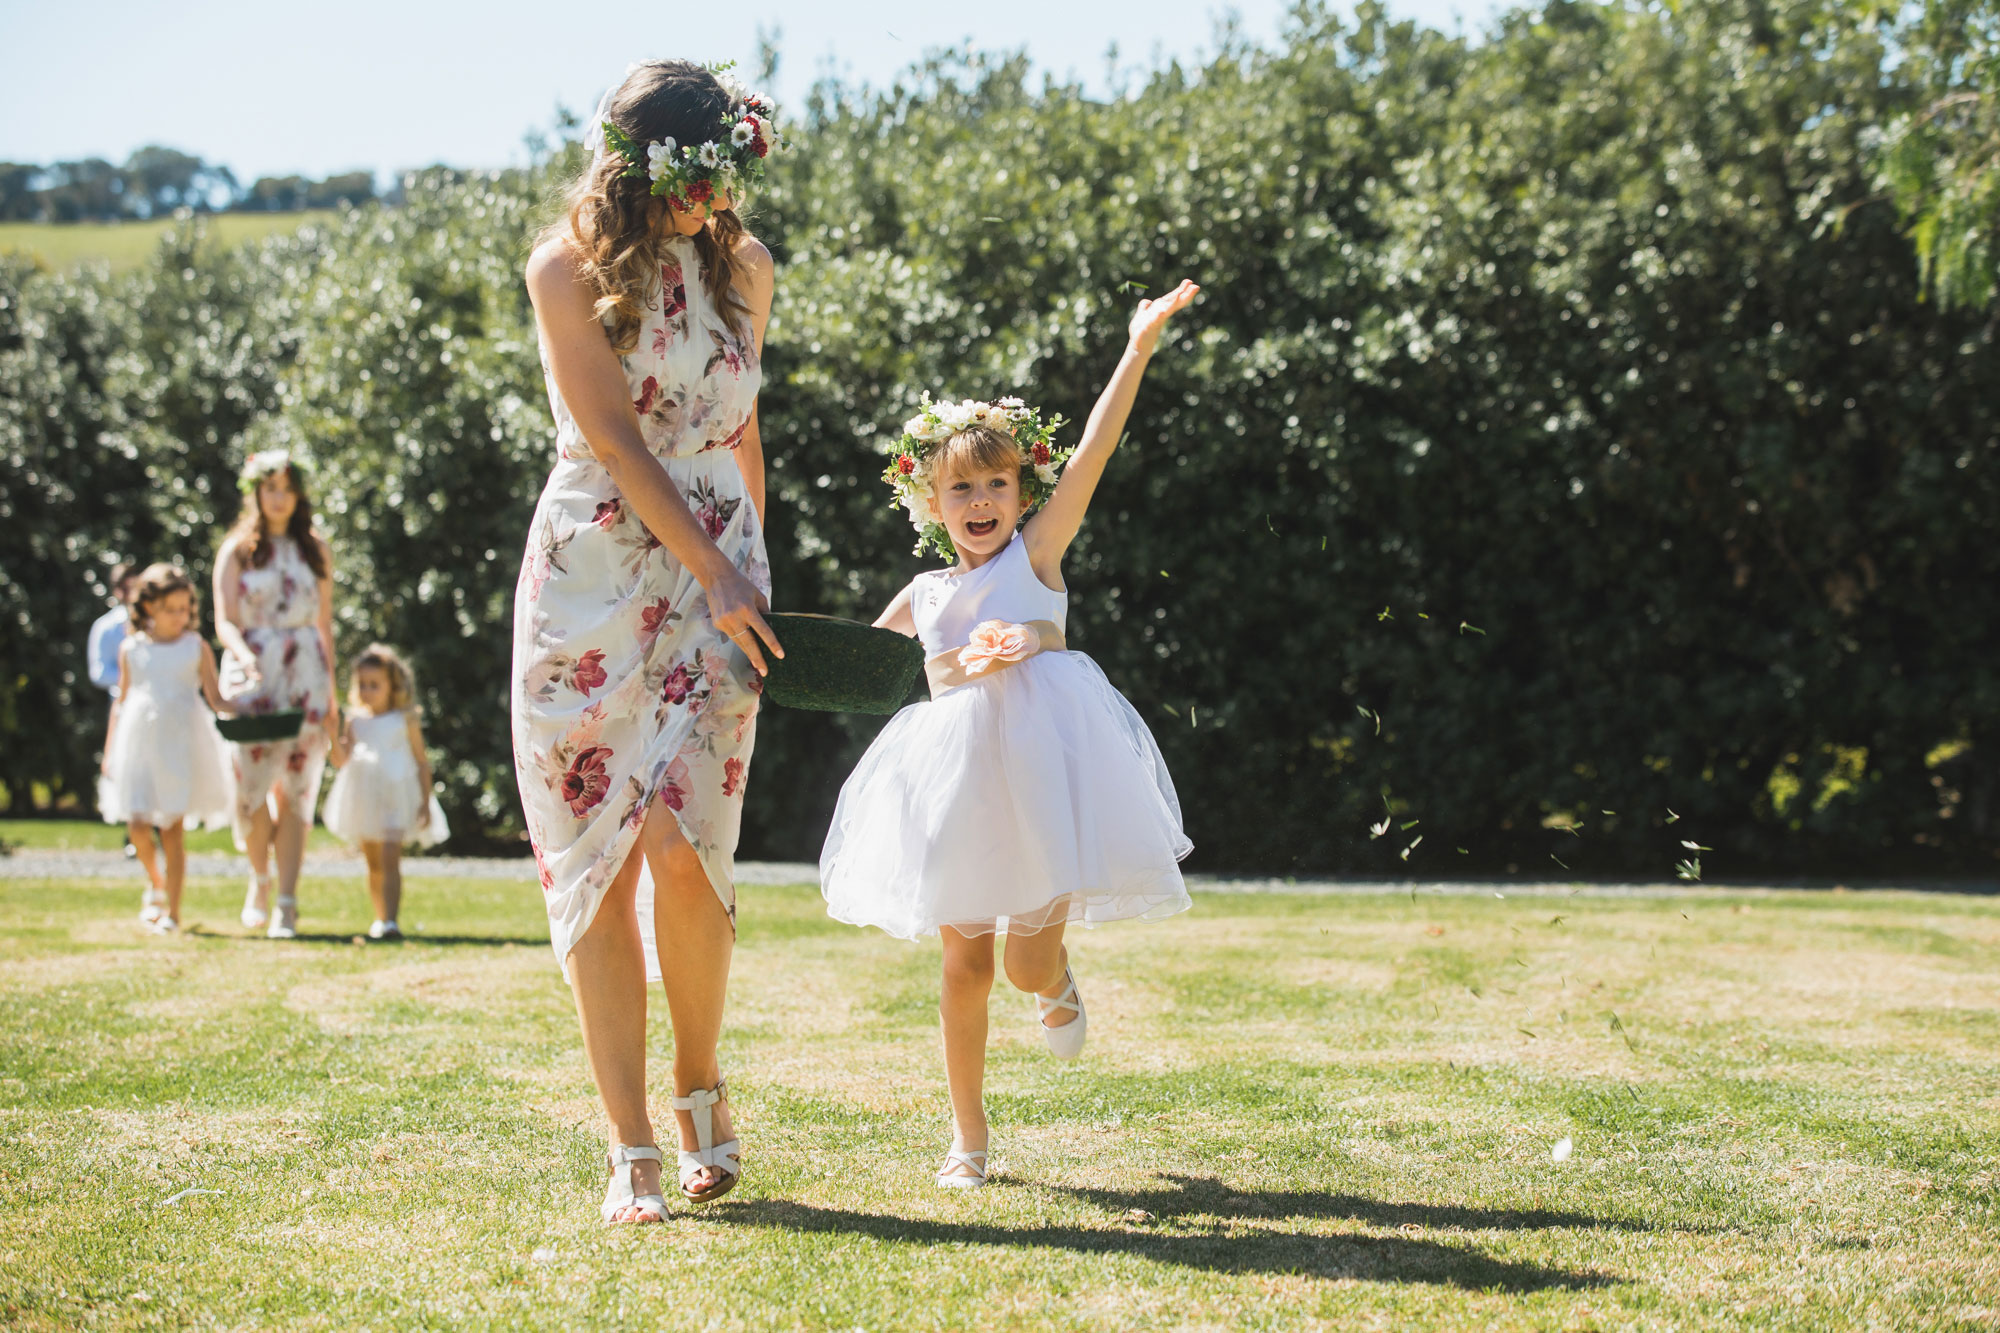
[{"left": 925, "top": 620, "right": 1067, "bottom": 698}]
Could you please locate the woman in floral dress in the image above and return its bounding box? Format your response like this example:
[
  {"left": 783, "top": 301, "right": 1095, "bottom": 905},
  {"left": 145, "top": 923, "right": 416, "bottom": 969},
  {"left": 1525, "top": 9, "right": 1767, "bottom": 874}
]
[
  {"left": 512, "top": 60, "right": 782, "bottom": 1222},
  {"left": 214, "top": 449, "right": 338, "bottom": 940}
]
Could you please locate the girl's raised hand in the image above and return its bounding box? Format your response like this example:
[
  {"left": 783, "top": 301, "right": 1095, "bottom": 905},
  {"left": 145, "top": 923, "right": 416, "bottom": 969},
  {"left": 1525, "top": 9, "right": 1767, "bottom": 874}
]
[{"left": 1128, "top": 279, "right": 1200, "bottom": 355}]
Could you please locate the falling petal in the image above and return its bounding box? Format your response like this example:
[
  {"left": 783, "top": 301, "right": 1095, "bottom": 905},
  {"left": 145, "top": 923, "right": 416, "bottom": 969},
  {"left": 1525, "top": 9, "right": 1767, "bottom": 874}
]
[
  {"left": 1400, "top": 819, "right": 1420, "bottom": 830},
  {"left": 1680, "top": 840, "right": 1712, "bottom": 851},
  {"left": 1552, "top": 1137, "right": 1573, "bottom": 1162},
  {"left": 1458, "top": 621, "right": 1486, "bottom": 636},
  {"left": 1676, "top": 857, "right": 1702, "bottom": 881},
  {"left": 1665, "top": 808, "right": 1681, "bottom": 824},
  {"left": 1551, "top": 853, "right": 1570, "bottom": 870},
  {"left": 1378, "top": 607, "right": 1394, "bottom": 621},
  {"left": 1369, "top": 818, "right": 1391, "bottom": 839}
]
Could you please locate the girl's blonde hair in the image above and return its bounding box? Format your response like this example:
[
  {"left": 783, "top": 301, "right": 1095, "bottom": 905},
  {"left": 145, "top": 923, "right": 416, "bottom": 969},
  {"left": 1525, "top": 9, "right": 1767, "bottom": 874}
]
[
  {"left": 347, "top": 642, "right": 416, "bottom": 714},
  {"left": 927, "top": 425, "right": 1025, "bottom": 489},
  {"left": 126, "top": 562, "right": 198, "bottom": 633},
  {"left": 539, "top": 60, "right": 756, "bottom": 354}
]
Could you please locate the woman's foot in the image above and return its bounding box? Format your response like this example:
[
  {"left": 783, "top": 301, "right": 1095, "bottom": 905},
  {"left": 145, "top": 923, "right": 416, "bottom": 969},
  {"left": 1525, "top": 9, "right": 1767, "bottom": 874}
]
[
  {"left": 670, "top": 1079, "right": 741, "bottom": 1202},
  {"left": 600, "top": 1143, "right": 667, "bottom": 1225},
  {"left": 138, "top": 887, "right": 167, "bottom": 925},
  {"left": 240, "top": 872, "right": 273, "bottom": 930},
  {"left": 937, "top": 1125, "right": 991, "bottom": 1189},
  {"left": 149, "top": 915, "right": 179, "bottom": 936},
  {"left": 367, "top": 919, "right": 402, "bottom": 941},
  {"left": 266, "top": 894, "right": 298, "bottom": 940},
  {"left": 1035, "top": 961, "right": 1087, "bottom": 1061}
]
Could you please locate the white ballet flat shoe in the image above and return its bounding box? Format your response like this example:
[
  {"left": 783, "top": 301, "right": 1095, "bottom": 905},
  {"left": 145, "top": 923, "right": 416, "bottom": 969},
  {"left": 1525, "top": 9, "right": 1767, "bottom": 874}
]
[
  {"left": 368, "top": 919, "right": 402, "bottom": 941},
  {"left": 671, "top": 1080, "right": 741, "bottom": 1203},
  {"left": 139, "top": 888, "right": 167, "bottom": 925},
  {"left": 936, "top": 1148, "right": 989, "bottom": 1190},
  {"left": 600, "top": 1143, "right": 667, "bottom": 1225},
  {"left": 1035, "top": 967, "right": 1088, "bottom": 1061},
  {"left": 266, "top": 894, "right": 298, "bottom": 940},
  {"left": 149, "top": 915, "right": 179, "bottom": 935},
  {"left": 240, "top": 873, "right": 272, "bottom": 930}
]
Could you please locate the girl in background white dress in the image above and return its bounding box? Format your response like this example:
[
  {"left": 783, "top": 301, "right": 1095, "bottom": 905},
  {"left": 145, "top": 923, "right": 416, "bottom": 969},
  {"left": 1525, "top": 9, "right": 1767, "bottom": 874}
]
[
  {"left": 324, "top": 643, "right": 447, "bottom": 941},
  {"left": 820, "top": 279, "right": 1201, "bottom": 1188},
  {"left": 98, "top": 563, "right": 237, "bottom": 933}
]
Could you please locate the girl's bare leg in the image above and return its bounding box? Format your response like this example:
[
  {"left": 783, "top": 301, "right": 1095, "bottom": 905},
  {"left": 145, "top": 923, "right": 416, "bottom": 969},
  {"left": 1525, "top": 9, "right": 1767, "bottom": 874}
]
[
  {"left": 159, "top": 820, "right": 185, "bottom": 921},
  {"left": 1002, "top": 922, "right": 1078, "bottom": 1028},
  {"left": 127, "top": 819, "right": 162, "bottom": 893},
  {"left": 644, "top": 797, "right": 736, "bottom": 1195},
  {"left": 362, "top": 841, "right": 385, "bottom": 920},
  {"left": 566, "top": 831, "right": 657, "bottom": 1221},
  {"left": 379, "top": 841, "right": 403, "bottom": 924},
  {"left": 940, "top": 927, "right": 996, "bottom": 1174}
]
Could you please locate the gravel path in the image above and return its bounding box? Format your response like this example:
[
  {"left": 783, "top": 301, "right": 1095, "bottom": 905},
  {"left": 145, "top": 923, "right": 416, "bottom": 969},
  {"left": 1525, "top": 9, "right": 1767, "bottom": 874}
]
[{"left": 0, "top": 846, "right": 1928, "bottom": 898}]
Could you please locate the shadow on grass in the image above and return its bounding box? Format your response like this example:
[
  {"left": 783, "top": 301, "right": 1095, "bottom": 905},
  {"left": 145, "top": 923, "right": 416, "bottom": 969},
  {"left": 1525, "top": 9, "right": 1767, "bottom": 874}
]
[
  {"left": 212, "top": 931, "right": 550, "bottom": 949},
  {"left": 709, "top": 1175, "right": 1624, "bottom": 1291}
]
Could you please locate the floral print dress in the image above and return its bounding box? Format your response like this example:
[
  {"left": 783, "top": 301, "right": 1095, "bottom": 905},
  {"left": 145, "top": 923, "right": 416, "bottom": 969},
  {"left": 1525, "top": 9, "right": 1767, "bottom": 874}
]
[
  {"left": 512, "top": 233, "right": 768, "bottom": 975},
  {"left": 220, "top": 534, "right": 333, "bottom": 844}
]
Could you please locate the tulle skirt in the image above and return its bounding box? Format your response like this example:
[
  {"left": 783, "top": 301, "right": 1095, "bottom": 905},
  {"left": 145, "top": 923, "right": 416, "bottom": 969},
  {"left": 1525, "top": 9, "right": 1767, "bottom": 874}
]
[
  {"left": 323, "top": 753, "right": 449, "bottom": 848},
  {"left": 97, "top": 696, "right": 235, "bottom": 830},
  {"left": 820, "top": 650, "right": 1192, "bottom": 940}
]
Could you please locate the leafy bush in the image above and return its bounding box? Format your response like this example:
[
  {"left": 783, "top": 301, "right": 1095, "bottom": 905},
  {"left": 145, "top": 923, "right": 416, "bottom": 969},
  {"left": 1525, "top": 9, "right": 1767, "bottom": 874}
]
[{"left": 2, "top": 0, "right": 1993, "bottom": 875}]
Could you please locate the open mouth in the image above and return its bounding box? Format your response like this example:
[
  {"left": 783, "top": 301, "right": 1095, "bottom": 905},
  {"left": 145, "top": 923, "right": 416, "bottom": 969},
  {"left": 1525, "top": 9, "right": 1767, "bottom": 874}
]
[{"left": 965, "top": 518, "right": 999, "bottom": 538}]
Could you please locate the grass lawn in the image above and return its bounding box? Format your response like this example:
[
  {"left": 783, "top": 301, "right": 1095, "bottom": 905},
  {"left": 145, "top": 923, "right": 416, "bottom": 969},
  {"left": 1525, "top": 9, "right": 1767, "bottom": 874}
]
[
  {"left": 0, "top": 819, "right": 342, "bottom": 858},
  {"left": 0, "top": 213, "right": 334, "bottom": 273},
  {"left": 1, "top": 874, "right": 1996, "bottom": 1330}
]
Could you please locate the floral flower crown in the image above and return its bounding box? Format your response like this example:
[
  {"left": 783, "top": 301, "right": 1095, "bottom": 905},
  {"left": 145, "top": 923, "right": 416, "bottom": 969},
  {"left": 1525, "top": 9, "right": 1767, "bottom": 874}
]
[
  {"left": 238, "top": 448, "right": 308, "bottom": 497},
  {"left": 598, "top": 63, "right": 783, "bottom": 213},
  {"left": 881, "top": 394, "right": 1071, "bottom": 561}
]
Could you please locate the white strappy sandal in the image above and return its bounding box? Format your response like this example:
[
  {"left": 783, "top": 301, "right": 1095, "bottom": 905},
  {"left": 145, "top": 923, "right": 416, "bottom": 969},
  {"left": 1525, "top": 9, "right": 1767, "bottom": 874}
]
[
  {"left": 139, "top": 887, "right": 167, "bottom": 925},
  {"left": 671, "top": 1080, "right": 741, "bottom": 1203},
  {"left": 240, "top": 872, "right": 272, "bottom": 930},
  {"left": 267, "top": 893, "right": 298, "bottom": 940},
  {"left": 1036, "top": 966, "right": 1088, "bottom": 1061},
  {"left": 600, "top": 1143, "right": 667, "bottom": 1225},
  {"left": 936, "top": 1148, "right": 989, "bottom": 1190}
]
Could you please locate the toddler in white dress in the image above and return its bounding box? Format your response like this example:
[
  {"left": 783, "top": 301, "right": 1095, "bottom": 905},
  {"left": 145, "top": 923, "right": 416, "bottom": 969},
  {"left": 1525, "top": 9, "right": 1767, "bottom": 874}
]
[
  {"left": 324, "top": 643, "right": 446, "bottom": 940},
  {"left": 98, "top": 564, "right": 238, "bottom": 932},
  {"left": 820, "top": 280, "right": 1201, "bottom": 1188}
]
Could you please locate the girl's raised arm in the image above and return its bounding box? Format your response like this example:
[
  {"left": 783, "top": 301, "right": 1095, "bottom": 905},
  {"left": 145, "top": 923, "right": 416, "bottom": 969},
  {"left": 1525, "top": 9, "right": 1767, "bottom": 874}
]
[
  {"left": 527, "top": 237, "right": 782, "bottom": 673},
  {"left": 1024, "top": 280, "right": 1199, "bottom": 581},
  {"left": 873, "top": 582, "right": 918, "bottom": 639}
]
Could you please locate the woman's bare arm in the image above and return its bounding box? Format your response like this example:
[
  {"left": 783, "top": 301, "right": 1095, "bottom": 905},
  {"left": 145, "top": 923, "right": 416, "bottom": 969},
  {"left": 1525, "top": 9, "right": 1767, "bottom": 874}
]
[
  {"left": 526, "top": 236, "right": 782, "bottom": 672},
  {"left": 212, "top": 539, "right": 258, "bottom": 680},
  {"left": 731, "top": 237, "right": 776, "bottom": 525}
]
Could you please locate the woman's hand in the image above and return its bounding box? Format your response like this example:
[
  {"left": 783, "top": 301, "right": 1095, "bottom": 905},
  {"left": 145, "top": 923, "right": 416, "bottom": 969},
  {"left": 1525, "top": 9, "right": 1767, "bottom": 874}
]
[
  {"left": 703, "top": 561, "right": 783, "bottom": 676},
  {"left": 228, "top": 649, "right": 262, "bottom": 688},
  {"left": 1128, "top": 279, "right": 1200, "bottom": 356}
]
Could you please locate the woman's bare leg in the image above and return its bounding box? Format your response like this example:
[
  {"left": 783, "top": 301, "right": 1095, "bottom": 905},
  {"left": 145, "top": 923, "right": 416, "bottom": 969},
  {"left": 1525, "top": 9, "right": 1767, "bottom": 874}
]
[
  {"left": 159, "top": 821, "right": 185, "bottom": 921},
  {"left": 566, "top": 837, "right": 658, "bottom": 1220},
  {"left": 271, "top": 790, "right": 307, "bottom": 899},
  {"left": 940, "top": 926, "right": 996, "bottom": 1176},
  {"left": 643, "top": 797, "right": 736, "bottom": 1194}
]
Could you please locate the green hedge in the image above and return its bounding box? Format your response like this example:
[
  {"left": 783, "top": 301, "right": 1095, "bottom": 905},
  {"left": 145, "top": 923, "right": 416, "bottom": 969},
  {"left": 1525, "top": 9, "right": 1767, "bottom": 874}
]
[{"left": 2, "top": 0, "right": 1993, "bottom": 875}]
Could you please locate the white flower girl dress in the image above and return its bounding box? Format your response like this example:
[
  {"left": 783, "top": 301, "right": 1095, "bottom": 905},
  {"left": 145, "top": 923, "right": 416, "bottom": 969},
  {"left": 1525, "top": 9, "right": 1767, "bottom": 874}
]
[
  {"left": 97, "top": 633, "right": 235, "bottom": 829},
  {"left": 323, "top": 711, "right": 448, "bottom": 848},
  {"left": 820, "top": 531, "right": 1192, "bottom": 939}
]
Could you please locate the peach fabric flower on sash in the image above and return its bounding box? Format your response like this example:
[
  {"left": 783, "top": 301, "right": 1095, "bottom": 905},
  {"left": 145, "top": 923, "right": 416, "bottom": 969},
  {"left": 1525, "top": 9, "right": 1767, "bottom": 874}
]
[{"left": 958, "top": 620, "right": 1042, "bottom": 677}]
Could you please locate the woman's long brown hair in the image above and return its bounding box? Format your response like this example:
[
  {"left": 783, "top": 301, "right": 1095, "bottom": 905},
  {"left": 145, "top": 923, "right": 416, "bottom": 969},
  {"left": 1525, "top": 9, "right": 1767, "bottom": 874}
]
[
  {"left": 224, "top": 463, "right": 328, "bottom": 579},
  {"left": 539, "top": 60, "right": 757, "bottom": 353}
]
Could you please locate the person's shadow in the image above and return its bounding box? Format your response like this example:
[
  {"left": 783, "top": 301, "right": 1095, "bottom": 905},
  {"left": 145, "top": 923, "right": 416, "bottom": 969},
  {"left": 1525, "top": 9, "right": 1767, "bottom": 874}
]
[{"left": 709, "top": 1172, "right": 1639, "bottom": 1290}]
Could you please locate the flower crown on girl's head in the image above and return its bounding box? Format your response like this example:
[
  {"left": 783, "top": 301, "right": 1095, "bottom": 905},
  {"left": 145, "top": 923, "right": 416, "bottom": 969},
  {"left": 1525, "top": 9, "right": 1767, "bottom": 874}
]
[
  {"left": 881, "top": 394, "right": 1071, "bottom": 561},
  {"left": 597, "top": 62, "right": 784, "bottom": 213},
  {"left": 238, "top": 448, "right": 308, "bottom": 497}
]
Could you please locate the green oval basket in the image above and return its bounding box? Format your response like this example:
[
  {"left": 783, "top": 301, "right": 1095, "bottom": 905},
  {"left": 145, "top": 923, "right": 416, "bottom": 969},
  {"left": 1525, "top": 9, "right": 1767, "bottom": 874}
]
[
  {"left": 761, "top": 614, "right": 924, "bottom": 715},
  {"left": 216, "top": 710, "right": 307, "bottom": 744}
]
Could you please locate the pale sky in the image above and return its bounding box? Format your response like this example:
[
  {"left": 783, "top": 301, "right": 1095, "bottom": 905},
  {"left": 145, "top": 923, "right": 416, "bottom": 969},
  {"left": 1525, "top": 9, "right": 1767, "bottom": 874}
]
[{"left": 2, "top": 0, "right": 1508, "bottom": 183}]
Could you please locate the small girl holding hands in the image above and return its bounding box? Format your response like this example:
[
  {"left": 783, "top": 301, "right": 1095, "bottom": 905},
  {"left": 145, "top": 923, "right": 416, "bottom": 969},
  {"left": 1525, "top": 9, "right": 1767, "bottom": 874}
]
[
  {"left": 820, "top": 279, "right": 1202, "bottom": 1188},
  {"left": 99, "top": 563, "right": 238, "bottom": 932},
  {"left": 323, "top": 644, "right": 448, "bottom": 940}
]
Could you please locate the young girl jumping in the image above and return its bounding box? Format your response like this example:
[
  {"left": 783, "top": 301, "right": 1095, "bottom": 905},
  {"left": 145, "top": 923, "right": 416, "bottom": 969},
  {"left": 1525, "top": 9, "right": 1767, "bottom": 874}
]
[
  {"left": 323, "top": 643, "right": 447, "bottom": 941},
  {"left": 820, "top": 279, "right": 1202, "bottom": 1188},
  {"left": 98, "top": 563, "right": 237, "bottom": 932}
]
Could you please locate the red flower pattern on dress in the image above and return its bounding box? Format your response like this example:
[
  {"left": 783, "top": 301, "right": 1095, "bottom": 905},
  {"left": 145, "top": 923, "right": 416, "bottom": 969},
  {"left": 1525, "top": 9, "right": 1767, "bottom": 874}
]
[
  {"left": 634, "top": 375, "right": 659, "bottom": 416},
  {"left": 660, "top": 661, "right": 699, "bottom": 705},
  {"left": 592, "top": 499, "right": 622, "bottom": 529},
  {"left": 639, "top": 597, "right": 678, "bottom": 639},
  {"left": 722, "top": 756, "right": 744, "bottom": 797},
  {"left": 561, "top": 744, "right": 615, "bottom": 817},
  {"left": 570, "top": 649, "right": 608, "bottom": 695},
  {"left": 657, "top": 756, "right": 692, "bottom": 812},
  {"left": 660, "top": 259, "right": 688, "bottom": 321}
]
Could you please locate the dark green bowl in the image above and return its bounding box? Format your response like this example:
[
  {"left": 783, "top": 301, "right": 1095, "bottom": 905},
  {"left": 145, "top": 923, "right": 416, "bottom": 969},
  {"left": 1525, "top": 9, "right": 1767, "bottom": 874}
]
[
  {"left": 761, "top": 614, "right": 925, "bottom": 715},
  {"left": 216, "top": 710, "right": 307, "bottom": 743}
]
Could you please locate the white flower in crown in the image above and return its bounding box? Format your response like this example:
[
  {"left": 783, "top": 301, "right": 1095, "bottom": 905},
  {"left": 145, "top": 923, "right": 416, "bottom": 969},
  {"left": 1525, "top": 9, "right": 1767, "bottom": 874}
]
[
  {"left": 730, "top": 121, "right": 756, "bottom": 148},
  {"left": 645, "top": 140, "right": 677, "bottom": 182},
  {"left": 698, "top": 143, "right": 722, "bottom": 168},
  {"left": 1034, "top": 463, "right": 1058, "bottom": 484},
  {"left": 998, "top": 396, "right": 1026, "bottom": 409},
  {"left": 937, "top": 401, "right": 976, "bottom": 432}
]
